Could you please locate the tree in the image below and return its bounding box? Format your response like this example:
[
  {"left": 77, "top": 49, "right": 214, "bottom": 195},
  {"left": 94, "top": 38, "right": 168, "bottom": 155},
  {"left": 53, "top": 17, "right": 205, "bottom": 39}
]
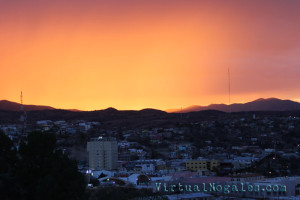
[
  {"left": 0, "top": 131, "right": 19, "bottom": 200},
  {"left": 89, "top": 177, "right": 100, "bottom": 187},
  {"left": 0, "top": 131, "right": 87, "bottom": 200}
]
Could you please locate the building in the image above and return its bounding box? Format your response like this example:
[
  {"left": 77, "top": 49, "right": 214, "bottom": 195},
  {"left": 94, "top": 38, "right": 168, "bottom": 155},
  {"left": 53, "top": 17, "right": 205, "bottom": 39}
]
[
  {"left": 87, "top": 137, "right": 118, "bottom": 170},
  {"left": 230, "top": 173, "right": 264, "bottom": 182},
  {"left": 186, "top": 159, "right": 220, "bottom": 172}
]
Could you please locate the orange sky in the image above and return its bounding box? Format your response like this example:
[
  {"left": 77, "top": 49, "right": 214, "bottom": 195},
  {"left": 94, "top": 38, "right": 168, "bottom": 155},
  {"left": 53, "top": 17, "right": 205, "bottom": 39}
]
[{"left": 1, "top": 0, "right": 300, "bottom": 111}]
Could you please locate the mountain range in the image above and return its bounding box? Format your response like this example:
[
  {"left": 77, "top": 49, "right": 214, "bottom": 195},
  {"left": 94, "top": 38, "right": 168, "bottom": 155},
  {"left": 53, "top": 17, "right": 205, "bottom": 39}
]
[
  {"left": 0, "top": 100, "right": 55, "bottom": 111},
  {"left": 1, "top": 98, "right": 300, "bottom": 113},
  {"left": 167, "top": 98, "right": 300, "bottom": 113}
]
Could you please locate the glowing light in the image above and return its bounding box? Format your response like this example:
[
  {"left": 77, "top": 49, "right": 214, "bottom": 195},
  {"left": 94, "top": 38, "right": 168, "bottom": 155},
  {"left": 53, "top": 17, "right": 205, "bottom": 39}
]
[{"left": 1, "top": 1, "right": 300, "bottom": 110}]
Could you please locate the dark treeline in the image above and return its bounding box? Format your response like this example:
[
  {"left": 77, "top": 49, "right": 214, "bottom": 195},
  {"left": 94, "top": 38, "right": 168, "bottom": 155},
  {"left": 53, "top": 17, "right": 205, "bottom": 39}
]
[{"left": 0, "top": 131, "right": 87, "bottom": 200}]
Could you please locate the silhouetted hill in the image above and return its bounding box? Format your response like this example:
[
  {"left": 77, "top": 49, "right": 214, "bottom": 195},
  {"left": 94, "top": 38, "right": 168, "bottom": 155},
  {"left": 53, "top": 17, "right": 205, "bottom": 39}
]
[
  {"left": 0, "top": 107, "right": 169, "bottom": 128},
  {"left": 2, "top": 98, "right": 300, "bottom": 114},
  {"left": 167, "top": 98, "right": 300, "bottom": 113},
  {"left": 2, "top": 105, "right": 300, "bottom": 128},
  {"left": 0, "top": 100, "right": 55, "bottom": 111}
]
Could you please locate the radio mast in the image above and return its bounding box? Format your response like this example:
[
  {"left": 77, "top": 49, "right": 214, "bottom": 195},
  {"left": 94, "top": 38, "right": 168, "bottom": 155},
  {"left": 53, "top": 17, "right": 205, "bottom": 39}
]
[
  {"left": 228, "top": 68, "right": 231, "bottom": 113},
  {"left": 20, "top": 91, "right": 27, "bottom": 135}
]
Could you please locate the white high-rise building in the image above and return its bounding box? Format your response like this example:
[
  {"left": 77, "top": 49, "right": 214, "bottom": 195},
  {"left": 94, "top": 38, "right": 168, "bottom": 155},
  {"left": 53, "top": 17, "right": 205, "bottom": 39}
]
[{"left": 87, "top": 137, "right": 118, "bottom": 170}]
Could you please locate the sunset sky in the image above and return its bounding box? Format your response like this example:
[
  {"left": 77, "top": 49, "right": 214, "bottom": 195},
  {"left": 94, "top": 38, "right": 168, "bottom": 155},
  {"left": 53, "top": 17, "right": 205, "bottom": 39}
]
[{"left": 1, "top": 0, "right": 300, "bottom": 111}]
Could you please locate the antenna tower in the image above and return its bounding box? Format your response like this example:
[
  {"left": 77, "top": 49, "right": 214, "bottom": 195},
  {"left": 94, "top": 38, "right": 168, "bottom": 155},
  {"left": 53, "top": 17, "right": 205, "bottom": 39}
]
[
  {"left": 228, "top": 68, "right": 231, "bottom": 113},
  {"left": 20, "top": 91, "right": 27, "bottom": 135}
]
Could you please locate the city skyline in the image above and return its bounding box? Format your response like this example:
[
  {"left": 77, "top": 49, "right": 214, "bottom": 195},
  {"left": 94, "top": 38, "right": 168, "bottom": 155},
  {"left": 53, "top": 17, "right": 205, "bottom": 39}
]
[{"left": 1, "top": 0, "right": 300, "bottom": 110}]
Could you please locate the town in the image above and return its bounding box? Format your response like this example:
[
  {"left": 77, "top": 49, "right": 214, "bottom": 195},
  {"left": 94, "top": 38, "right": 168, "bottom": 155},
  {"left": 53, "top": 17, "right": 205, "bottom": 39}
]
[{"left": 1, "top": 109, "right": 300, "bottom": 199}]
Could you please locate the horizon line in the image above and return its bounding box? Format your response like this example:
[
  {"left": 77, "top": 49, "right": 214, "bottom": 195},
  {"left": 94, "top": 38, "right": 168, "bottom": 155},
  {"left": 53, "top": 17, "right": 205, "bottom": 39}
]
[{"left": 1, "top": 97, "right": 300, "bottom": 112}]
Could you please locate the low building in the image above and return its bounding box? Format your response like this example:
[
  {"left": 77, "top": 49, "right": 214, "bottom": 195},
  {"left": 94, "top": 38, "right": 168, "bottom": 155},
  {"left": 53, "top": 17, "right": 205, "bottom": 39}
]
[{"left": 186, "top": 159, "right": 220, "bottom": 172}]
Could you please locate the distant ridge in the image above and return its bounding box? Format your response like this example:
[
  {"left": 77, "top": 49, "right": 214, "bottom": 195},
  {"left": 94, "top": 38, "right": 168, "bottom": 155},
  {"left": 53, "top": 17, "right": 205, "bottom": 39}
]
[
  {"left": 0, "top": 100, "right": 55, "bottom": 111},
  {"left": 0, "top": 100, "right": 164, "bottom": 113},
  {"left": 2, "top": 98, "right": 300, "bottom": 113},
  {"left": 2, "top": 98, "right": 300, "bottom": 127},
  {"left": 167, "top": 98, "right": 300, "bottom": 113}
]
